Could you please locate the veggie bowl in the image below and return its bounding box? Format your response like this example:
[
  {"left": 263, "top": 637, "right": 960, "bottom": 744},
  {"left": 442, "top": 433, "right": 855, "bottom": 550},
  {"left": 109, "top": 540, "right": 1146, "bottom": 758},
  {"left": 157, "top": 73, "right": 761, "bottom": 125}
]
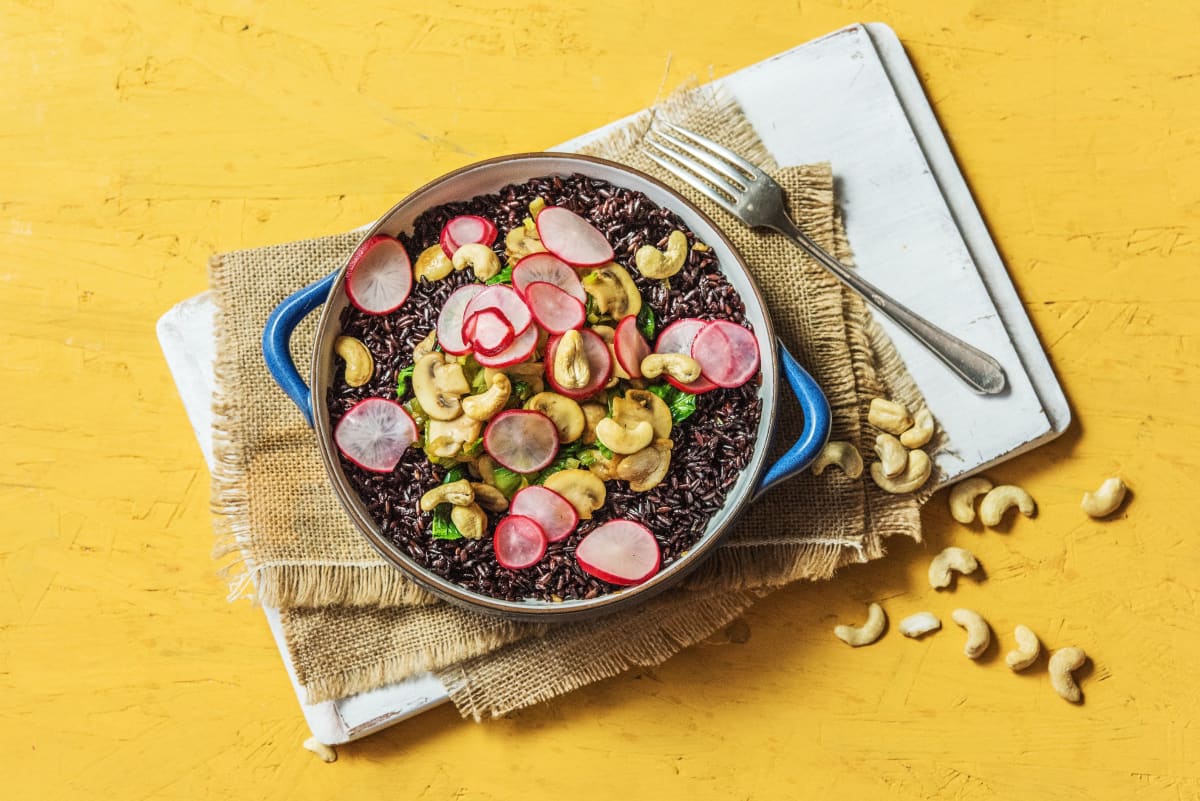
[{"left": 263, "top": 154, "right": 830, "bottom": 622}]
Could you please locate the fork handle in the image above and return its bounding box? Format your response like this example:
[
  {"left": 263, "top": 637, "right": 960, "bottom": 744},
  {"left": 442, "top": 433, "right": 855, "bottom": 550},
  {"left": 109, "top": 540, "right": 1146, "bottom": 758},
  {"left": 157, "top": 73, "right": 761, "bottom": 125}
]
[{"left": 775, "top": 219, "right": 1007, "bottom": 395}]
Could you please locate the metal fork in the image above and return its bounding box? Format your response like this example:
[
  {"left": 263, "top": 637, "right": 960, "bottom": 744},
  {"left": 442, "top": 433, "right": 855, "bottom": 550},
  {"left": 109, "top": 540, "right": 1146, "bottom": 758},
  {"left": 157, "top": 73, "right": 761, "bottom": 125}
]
[{"left": 644, "top": 121, "right": 1007, "bottom": 395}]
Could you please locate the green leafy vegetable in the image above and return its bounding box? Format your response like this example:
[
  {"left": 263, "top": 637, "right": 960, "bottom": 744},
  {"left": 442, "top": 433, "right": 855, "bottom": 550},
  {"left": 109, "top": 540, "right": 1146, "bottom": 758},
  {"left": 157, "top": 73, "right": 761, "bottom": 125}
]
[
  {"left": 595, "top": 441, "right": 614, "bottom": 460},
  {"left": 647, "top": 382, "right": 698, "bottom": 424},
  {"left": 461, "top": 437, "right": 484, "bottom": 458},
  {"left": 511, "top": 380, "right": 534, "bottom": 404},
  {"left": 577, "top": 449, "right": 598, "bottom": 467},
  {"left": 491, "top": 466, "right": 527, "bottom": 499},
  {"left": 636, "top": 305, "right": 657, "bottom": 341},
  {"left": 463, "top": 355, "right": 488, "bottom": 395},
  {"left": 485, "top": 262, "right": 514, "bottom": 285},
  {"left": 395, "top": 364, "right": 416, "bottom": 398},
  {"left": 430, "top": 466, "right": 467, "bottom": 540}
]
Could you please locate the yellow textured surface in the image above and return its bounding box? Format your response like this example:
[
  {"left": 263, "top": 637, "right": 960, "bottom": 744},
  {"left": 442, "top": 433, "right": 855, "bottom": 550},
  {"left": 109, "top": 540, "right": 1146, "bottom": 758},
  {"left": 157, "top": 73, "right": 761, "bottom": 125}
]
[{"left": 2, "top": 1, "right": 1197, "bottom": 798}]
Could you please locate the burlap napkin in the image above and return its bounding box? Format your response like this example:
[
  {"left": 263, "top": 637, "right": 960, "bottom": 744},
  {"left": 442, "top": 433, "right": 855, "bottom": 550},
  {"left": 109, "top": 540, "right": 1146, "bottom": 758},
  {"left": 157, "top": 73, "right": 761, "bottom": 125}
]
[{"left": 210, "top": 85, "right": 937, "bottom": 715}]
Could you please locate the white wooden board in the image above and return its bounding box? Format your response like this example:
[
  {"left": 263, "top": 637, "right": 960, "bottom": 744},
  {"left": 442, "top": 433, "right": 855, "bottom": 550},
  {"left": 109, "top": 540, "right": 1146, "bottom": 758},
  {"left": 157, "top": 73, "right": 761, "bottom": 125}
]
[{"left": 157, "top": 22, "right": 1068, "bottom": 744}]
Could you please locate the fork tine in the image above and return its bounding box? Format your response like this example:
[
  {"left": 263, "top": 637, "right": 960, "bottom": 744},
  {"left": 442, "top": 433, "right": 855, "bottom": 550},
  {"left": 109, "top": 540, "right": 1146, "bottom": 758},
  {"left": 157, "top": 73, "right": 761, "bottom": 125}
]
[
  {"left": 658, "top": 120, "right": 762, "bottom": 178},
  {"left": 649, "top": 127, "right": 748, "bottom": 189},
  {"left": 644, "top": 139, "right": 744, "bottom": 202},
  {"left": 643, "top": 150, "right": 741, "bottom": 218}
]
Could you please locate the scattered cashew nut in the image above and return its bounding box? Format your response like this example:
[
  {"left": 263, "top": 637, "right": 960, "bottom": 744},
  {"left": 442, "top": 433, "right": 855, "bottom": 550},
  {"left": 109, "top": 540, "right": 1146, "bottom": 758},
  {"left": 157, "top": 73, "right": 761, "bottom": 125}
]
[
  {"left": 811, "top": 440, "right": 864, "bottom": 479},
  {"left": 333, "top": 336, "right": 374, "bottom": 387},
  {"left": 899, "top": 407, "right": 935, "bottom": 448},
  {"left": 870, "top": 448, "right": 931, "bottom": 494},
  {"left": 1005, "top": 624, "right": 1041, "bottom": 671},
  {"left": 595, "top": 417, "right": 655, "bottom": 455},
  {"left": 640, "top": 352, "right": 702, "bottom": 384},
  {"left": 868, "top": 398, "right": 913, "bottom": 435},
  {"left": 303, "top": 737, "right": 337, "bottom": 763},
  {"left": 979, "top": 484, "right": 1037, "bottom": 527},
  {"left": 461, "top": 372, "right": 512, "bottom": 422},
  {"left": 553, "top": 329, "right": 591, "bottom": 390},
  {"left": 634, "top": 230, "right": 689, "bottom": 279},
  {"left": 1049, "top": 647, "right": 1088, "bottom": 703},
  {"left": 898, "top": 611, "right": 942, "bottom": 638},
  {"left": 1081, "top": 477, "right": 1127, "bottom": 518},
  {"left": 951, "top": 608, "right": 991, "bottom": 659},
  {"left": 874, "top": 433, "right": 908, "bottom": 478},
  {"left": 451, "top": 242, "right": 502, "bottom": 280},
  {"left": 833, "top": 602, "right": 887, "bottom": 647},
  {"left": 948, "top": 476, "right": 994, "bottom": 524},
  {"left": 928, "top": 546, "right": 979, "bottom": 589},
  {"left": 418, "top": 479, "right": 474, "bottom": 512}
]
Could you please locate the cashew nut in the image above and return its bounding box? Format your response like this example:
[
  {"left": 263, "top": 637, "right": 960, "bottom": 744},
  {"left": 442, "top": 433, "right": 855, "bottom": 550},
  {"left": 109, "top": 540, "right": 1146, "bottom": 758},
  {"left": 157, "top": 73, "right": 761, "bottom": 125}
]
[
  {"left": 413, "top": 244, "right": 454, "bottom": 282},
  {"left": 634, "top": 230, "right": 689, "bottom": 279},
  {"left": 412, "top": 329, "right": 438, "bottom": 364},
  {"left": 524, "top": 392, "right": 585, "bottom": 443},
  {"left": 504, "top": 225, "right": 547, "bottom": 261},
  {"left": 581, "top": 263, "right": 642, "bottom": 319},
  {"left": 469, "top": 482, "right": 509, "bottom": 513},
  {"left": 595, "top": 417, "right": 655, "bottom": 455},
  {"left": 615, "top": 439, "right": 673, "bottom": 492},
  {"left": 928, "top": 546, "right": 979, "bottom": 589},
  {"left": 900, "top": 407, "right": 935, "bottom": 448},
  {"left": 451, "top": 242, "right": 502, "bottom": 280},
  {"left": 1081, "top": 477, "right": 1127, "bottom": 518},
  {"left": 333, "top": 336, "right": 374, "bottom": 387},
  {"left": 418, "top": 479, "right": 474, "bottom": 512},
  {"left": 948, "top": 476, "right": 994, "bottom": 524},
  {"left": 412, "top": 352, "right": 470, "bottom": 421},
  {"left": 450, "top": 502, "right": 487, "bottom": 540},
  {"left": 640, "top": 352, "right": 702, "bottom": 384},
  {"left": 542, "top": 469, "right": 606, "bottom": 520},
  {"left": 898, "top": 611, "right": 942, "bottom": 638},
  {"left": 810, "top": 441, "right": 864, "bottom": 479},
  {"left": 833, "top": 602, "right": 887, "bottom": 647},
  {"left": 951, "top": 608, "right": 991, "bottom": 659},
  {"left": 1049, "top": 647, "right": 1088, "bottom": 703},
  {"left": 1005, "top": 624, "right": 1041, "bottom": 671},
  {"left": 553, "top": 329, "right": 591, "bottom": 390},
  {"left": 873, "top": 433, "right": 908, "bottom": 478},
  {"left": 979, "top": 484, "right": 1036, "bottom": 527},
  {"left": 868, "top": 398, "right": 913, "bottom": 435},
  {"left": 870, "top": 448, "right": 931, "bottom": 494},
  {"left": 462, "top": 372, "right": 512, "bottom": 422},
  {"left": 303, "top": 737, "right": 337, "bottom": 763}
]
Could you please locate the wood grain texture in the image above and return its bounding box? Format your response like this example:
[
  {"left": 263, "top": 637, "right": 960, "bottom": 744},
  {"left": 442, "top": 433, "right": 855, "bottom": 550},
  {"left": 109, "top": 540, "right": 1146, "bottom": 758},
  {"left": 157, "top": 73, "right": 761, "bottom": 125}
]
[{"left": 2, "top": 1, "right": 1197, "bottom": 798}]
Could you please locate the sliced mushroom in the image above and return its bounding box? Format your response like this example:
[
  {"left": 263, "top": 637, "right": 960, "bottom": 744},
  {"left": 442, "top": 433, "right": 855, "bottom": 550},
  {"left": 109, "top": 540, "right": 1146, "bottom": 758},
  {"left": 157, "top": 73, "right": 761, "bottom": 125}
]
[
  {"left": 412, "top": 352, "right": 470, "bottom": 421},
  {"left": 616, "top": 438, "right": 673, "bottom": 492},
  {"left": 582, "top": 263, "right": 642, "bottom": 319},
  {"left": 412, "top": 329, "right": 438, "bottom": 364},
  {"left": 413, "top": 244, "right": 454, "bottom": 282},
  {"left": 580, "top": 402, "right": 607, "bottom": 444},
  {"left": 595, "top": 418, "right": 655, "bottom": 455},
  {"left": 462, "top": 372, "right": 512, "bottom": 422},
  {"left": 524, "top": 392, "right": 585, "bottom": 443},
  {"left": 469, "top": 482, "right": 509, "bottom": 513},
  {"left": 425, "top": 414, "right": 482, "bottom": 458},
  {"left": 612, "top": 390, "right": 672, "bottom": 438},
  {"left": 543, "top": 469, "right": 606, "bottom": 520},
  {"left": 505, "top": 225, "right": 547, "bottom": 261},
  {"left": 419, "top": 479, "right": 475, "bottom": 512},
  {"left": 553, "top": 329, "right": 591, "bottom": 390},
  {"left": 451, "top": 502, "right": 487, "bottom": 540},
  {"left": 587, "top": 449, "right": 623, "bottom": 481}
]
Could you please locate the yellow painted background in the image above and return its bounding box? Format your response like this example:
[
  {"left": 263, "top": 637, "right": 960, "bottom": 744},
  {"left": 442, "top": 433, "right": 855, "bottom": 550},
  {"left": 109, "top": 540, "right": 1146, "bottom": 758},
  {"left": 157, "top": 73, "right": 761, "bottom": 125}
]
[{"left": 2, "top": 0, "right": 1197, "bottom": 798}]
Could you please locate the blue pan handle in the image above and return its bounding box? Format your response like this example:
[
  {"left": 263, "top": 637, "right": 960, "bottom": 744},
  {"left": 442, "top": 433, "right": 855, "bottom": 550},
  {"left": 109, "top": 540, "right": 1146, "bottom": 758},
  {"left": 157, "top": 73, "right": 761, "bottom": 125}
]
[
  {"left": 262, "top": 271, "right": 339, "bottom": 427},
  {"left": 755, "top": 341, "right": 832, "bottom": 498}
]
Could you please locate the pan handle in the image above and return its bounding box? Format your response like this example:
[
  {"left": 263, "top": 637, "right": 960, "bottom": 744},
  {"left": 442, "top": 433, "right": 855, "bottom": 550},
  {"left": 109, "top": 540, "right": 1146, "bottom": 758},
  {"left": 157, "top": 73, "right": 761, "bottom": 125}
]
[
  {"left": 755, "top": 341, "right": 832, "bottom": 498},
  {"left": 262, "top": 271, "right": 338, "bottom": 427}
]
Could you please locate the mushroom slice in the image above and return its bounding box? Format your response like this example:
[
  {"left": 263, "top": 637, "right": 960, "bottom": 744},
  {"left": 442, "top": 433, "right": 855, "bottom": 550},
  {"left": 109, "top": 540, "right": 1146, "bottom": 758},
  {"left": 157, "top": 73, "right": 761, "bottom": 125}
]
[
  {"left": 425, "top": 414, "right": 482, "bottom": 458},
  {"left": 612, "top": 390, "right": 672, "bottom": 439},
  {"left": 542, "top": 469, "right": 606, "bottom": 520},
  {"left": 580, "top": 402, "right": 607, "bottom": 444},
  {"left": 581, "top": 263, "right": 642, "bottom": 320},
  {"left": 524, "top": 392, "right": 586, "bottom": 443},
  {"left": 412, "top": 352, "right": 470, "bottom": 421},
  {"left": 616, "top": 439, "right": 673, "bottom": 492}
]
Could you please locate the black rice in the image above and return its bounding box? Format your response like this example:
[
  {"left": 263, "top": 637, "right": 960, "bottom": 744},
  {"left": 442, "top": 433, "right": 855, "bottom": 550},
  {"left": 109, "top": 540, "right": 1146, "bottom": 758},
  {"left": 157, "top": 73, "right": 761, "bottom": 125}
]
[{"left": 328, "top": 174, "right": 763, "bottom": 602}]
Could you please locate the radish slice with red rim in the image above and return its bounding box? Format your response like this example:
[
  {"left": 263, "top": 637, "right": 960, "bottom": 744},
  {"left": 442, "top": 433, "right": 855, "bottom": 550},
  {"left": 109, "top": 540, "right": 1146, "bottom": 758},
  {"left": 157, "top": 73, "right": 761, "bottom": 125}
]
[
  {"left": 493, "top": 515, "right": 548, "bottom": 570},
  {"left": 535, "top": 206, "right": 614, "bottom": 267},
  {"left": 509, "top": 485, "right": 579, "bottom": 543},
  {"left": 512, "top": 253, "right": 586, "bottom": 303},
  {"left": 473, "top": 323, "right": 538, "bottom": 368},
  {"left": 525, "top": 281, "right": 585, "bottom": 334},
  {"left": 463, "top": 309, "right": 515, "bottom": 357},
  {"left": 436, "top": 284, "right": 486, "bottom": 355},
  {"left": 483, "top": 409, "right": 560, "bottom": 473},
  {"left": 690, "top": 320, "right": 760, "bottom": 388},
  {"left": 543, "top": 329, "right": 612, "bottom": 400},
  {"left": 463, "top": 284, "right": 533, "bottom": 337},
  {"left": 345, "top": 235, "right": 413, "bottom": 315},
  {"left": 653, "top": 318, "right": 720, "bottom": 394},
  {"left": 575, "top": 519, "right": 661, "bottom": 585},
  {"left": 333, "top": 398, "right": 417, "bottom": 473},
  {"left": 613, "top": 315, "right": 651, "bottom": 379},
  {"left": 439, "top": 214, "right": 498, "bottom": 257}
]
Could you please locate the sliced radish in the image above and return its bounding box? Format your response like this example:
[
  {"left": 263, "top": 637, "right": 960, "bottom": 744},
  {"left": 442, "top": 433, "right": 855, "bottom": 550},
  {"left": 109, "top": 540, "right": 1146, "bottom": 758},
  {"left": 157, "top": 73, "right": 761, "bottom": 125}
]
[
  {"left": 333, "top": 398, "right": 417, "bottom": 473},
  {"left": 512, "top": 253, "right": 586, "bottom": 303},
  {"left": 690, "top": 320, "right": 761, "bottom": 388},
  {"left": 535, "top": 206, "right": 614, "bottom": 267},
  {"left": 493, "top": 515, "right": 548, "bottom": 570},
  {"left": 345, "top": 236, "right": 413, "bottom": 315},
  {"left": 463, "top": 284, "right": 533, "bottom": 337},
  {"left": 439, "top": 214, "right": 498, "bottom": 257},
  {"left": 575, "top": 519, "right": 662, "bottom": 586},
  {"left": 525, "top": 281, "right": 585, "bottom": 334},
  {"left": 613, "top": 316, "right": 651, "bottom": 379},
  {"left": 483, "top": 409, "right": 560, "bottom": 473},
  {"left": 543, "top": 329, "right": 613, "bottom": 400},
  {"left": 473, "top": 323, "right": 538, "bottom": 368},
  {"left": 510, "top": 485, "right": 579, "bottom": 543},
  {"left": 654, "top": 318, "right": 720, "bottom": 393},
  {"left": 463, "top": 309, "right": 514, "bottom": 357},
  {"left": 436, "top": 284, "right": 486, "bottom": 355}
]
